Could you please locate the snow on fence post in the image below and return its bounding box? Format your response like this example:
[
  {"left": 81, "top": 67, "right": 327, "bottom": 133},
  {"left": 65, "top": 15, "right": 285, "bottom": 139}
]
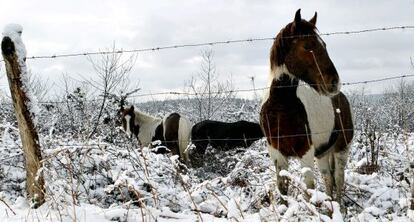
[{"left": 1, "top": 24, "right": 45, "bottom": 208}]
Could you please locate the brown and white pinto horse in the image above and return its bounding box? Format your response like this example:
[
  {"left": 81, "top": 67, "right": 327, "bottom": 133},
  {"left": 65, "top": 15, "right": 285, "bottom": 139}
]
[
  {"left": 260, "top": 9, "right": 353, "bottom": 202},
  {"left": 121, "top": 105, "right": 192, "bottom": 163}
]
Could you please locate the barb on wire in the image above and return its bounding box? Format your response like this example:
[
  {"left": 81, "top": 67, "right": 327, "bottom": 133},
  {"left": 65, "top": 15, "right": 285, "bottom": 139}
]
[
  {"left": 341, "top": 74, "right": 414, "bottom": 85},
  {"left": 0, "top": 25, "right": 412, "bottom": 62},
  {"left": 321, "top": 26, "right": 414, "bottom": 36},
  {"left": 284, "top": 25, "right": 414, "bottom": 39}
]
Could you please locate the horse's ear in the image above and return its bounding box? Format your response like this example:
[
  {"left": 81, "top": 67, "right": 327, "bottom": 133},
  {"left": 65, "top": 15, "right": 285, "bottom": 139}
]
[
  {"left": 294, "top": 8, "right": 301, "bottom": 24},
  {"left": 309, "top": 12, "right": 317, "bottom": 26},
  {"left": 130, "top": 105, "right": 134, "bottom": 112}
]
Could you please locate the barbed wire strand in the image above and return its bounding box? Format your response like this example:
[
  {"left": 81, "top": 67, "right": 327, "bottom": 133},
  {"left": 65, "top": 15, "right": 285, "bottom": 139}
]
[
  {"left": 0, "top": 25, "right": 412, "bottom": 103},
  {"left": 128, "top": 73, "right": 414, "bottom": 98},
  {"left": 129, "top": 128, "right": 355, "bottom": 144},
  {"left": 0, "top": 25, "right": 412, "bottom": 62},
  {"left": 1, "top": 73, "right": 412, "bottom": 104},
  {"left": 0, "top": 128, "right": 355, "bottom": 159}
]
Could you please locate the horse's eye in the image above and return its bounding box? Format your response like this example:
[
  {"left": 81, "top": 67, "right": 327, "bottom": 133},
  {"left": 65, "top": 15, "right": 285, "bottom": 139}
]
[{"left": 303, "top": 44, "right": 312, "bottom": 51}]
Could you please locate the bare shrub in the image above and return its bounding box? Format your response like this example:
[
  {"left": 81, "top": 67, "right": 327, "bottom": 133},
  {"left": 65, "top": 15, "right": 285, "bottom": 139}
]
[{"left": 185, "top": 49, "right": 234, "bottom": 121}]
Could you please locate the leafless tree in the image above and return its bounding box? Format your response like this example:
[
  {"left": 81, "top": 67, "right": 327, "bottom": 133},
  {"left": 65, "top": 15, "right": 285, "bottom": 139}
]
[
  {"left": 27, "top": 73, "right": 51, "bottom": 102},
  {"left": 85, "top": 45, "right": 139, "bottom": 138},
  {"left": 393, "top": 78, "right": 414, "bottom": 130},
  {"left": 58, "top": 74, "right": 90, "bottom": 134},
  {"left": 349, "top": 86, "right": 383, "bottom": 173},
  {"left": 185, "top": 49, "right": 234, "bottom": 121}
]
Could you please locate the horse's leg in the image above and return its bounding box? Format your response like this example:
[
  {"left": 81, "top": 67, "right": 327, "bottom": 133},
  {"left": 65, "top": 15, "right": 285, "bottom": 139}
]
[
  {"left": 188, "top": 140, "right": 208, "bottom": 167},
  {"left": 268, "top": 145, "right": 289, "bottom": 196},
  {"left": 333, "top": 145, "right": 350, "bottom": 203},
  {"left": 317, "top": 152, "right": 334, "bottom": 197},
  {"left": 300, "top": 146, "right": 315, "bottom": 190}
]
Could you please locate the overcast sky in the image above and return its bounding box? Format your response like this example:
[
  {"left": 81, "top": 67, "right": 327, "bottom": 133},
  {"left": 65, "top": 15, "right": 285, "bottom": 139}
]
[{"left": 0, "top": 0, "right": 413, "bottom": 101}]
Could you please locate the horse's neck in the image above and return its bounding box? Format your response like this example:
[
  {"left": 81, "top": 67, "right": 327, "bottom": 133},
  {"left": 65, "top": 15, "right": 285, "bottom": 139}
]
[
  {"left": 263, "top": 65, "right": 297, "bottom": 103},
  {"left": 134, "top": 111, "right": 162, "bottom": 145},
  {"left": 135, "top": 111, "right": 160, "bottom": 125},
  {"left": 264, "top": 72, "right": 299, "bottom": 104}
]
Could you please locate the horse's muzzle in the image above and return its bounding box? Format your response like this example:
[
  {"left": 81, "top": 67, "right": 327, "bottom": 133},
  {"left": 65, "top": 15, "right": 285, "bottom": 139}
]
[
  {"left": 318, "top": 79, "right": 340, "bottom": 96},
  {"left": 325, "top": 82, "right": 341, "bottom": 96}
]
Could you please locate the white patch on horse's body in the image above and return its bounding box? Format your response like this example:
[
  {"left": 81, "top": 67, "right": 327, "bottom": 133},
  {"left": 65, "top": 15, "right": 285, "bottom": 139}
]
[
  {"left": 267, "top": 145, "right": 288, "bottom": 170},
  {"left": 296, "top": 81, "right": 335, "bottom": 152},
  {"left": 124, "top": 115, "right": 132, "bottom": 137},
  {"left": 268, "top": 140, "right": 316, "bottom": 189},
  {"left": 162, "top": 114, "right": 171, "bottom": 142},
  {"left": 135, "top": 112, "right": 162, "bottom": 146},
  {"left": 178, "top": 115, "right": 192, "bottom": 163},
  {"left": 300, "top": 145, "right": 316, "bottom": 189}
]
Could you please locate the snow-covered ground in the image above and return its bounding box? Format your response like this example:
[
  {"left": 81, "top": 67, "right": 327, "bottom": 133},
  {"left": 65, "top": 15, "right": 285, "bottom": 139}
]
[{"left": 1, "top": 98, "right": 414, "bottom": 221}]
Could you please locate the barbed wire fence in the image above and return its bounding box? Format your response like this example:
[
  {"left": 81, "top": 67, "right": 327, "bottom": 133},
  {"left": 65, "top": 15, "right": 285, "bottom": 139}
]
[
  {"left": 4, "top": 73, "right": 408, "bottom": 104},
  {"left": 0, "top": 25, "right": 411, "bottom": 62},
  {"left": 0, "top": 25, "right": 413, "bottom": 216},
  {"left": 0, "top": 25, "right": 413, "bottom": 103},
  {"left": 0, "top": 25, "right": 411, "bottom": 103}
]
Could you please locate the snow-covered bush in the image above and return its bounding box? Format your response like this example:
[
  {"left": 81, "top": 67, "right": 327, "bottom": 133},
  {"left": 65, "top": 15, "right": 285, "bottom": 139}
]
[{"left": 1, "top": 93, "right": 414, "bottom": 221}]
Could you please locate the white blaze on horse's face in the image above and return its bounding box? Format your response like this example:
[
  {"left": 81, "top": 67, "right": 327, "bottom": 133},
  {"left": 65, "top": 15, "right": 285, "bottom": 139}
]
[{"left": 123, "top": 115, "right": 132, "bottom": 138}]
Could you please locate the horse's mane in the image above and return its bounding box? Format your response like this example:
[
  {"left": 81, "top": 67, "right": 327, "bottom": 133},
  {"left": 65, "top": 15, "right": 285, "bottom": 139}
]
[{"left": 270, "top": 20, "right": 317, "bottom": 70}]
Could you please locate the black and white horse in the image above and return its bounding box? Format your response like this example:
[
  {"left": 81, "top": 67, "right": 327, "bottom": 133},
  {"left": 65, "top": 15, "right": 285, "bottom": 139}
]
[
  {"left": 190, "top": 120, "right": 263, "bottom": 165},
  {"left": 121, "top": 106, "right": 192, "bottom": 163},
  {"left": 260, "top": 9, "right": 354, "bottom": 202}
]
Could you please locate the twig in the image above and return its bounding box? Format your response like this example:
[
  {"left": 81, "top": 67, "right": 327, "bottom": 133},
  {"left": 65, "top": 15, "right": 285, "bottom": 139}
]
[
  {"left": 205, "top": 185, "right": 228, "bottom": 212},
  {"left": 0, "top": 198, "right": 16, "bottom": 215},
  {"left": 343, "top": 194, "right": 364, "bottom": 210},
  {"left": 169, "top": 158, "right": 204, "bottom": 222}
]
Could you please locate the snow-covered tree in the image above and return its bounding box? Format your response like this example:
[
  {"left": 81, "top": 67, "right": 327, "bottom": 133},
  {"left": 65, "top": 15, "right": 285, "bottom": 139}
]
[{"left": 185, "top": 49, "right": 234, "bottom": 121}]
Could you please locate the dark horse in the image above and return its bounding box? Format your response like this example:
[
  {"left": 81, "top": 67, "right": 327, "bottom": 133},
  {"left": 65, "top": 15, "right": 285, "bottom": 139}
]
[
  {"left": 121, "top": 106, "right": 192, "bottom": 163},
  {"left": 260, "top": 9, "right": 353, "bottom": 203},
  {"left": 190, "top": 120, "right": 263, "bottom": 165}
]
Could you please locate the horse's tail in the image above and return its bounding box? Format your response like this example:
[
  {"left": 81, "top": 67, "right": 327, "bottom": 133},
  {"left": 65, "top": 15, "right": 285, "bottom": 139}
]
[{"left": 178, "top": 115, "right": 192, "bottom": 164}]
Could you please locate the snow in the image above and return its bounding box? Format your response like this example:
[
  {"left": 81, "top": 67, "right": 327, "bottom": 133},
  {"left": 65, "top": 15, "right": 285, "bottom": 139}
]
[
  {"left": 227, "top": 198, "right": 243, "bottom": 220},
  {"left": 0, "top": 97, "right": 414, "bottom": 221},
  {"left": 2, "top": 24, "right": 26, "bottom": 58}
]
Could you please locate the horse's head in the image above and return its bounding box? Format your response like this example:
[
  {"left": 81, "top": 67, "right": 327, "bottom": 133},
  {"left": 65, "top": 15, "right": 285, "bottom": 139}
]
[
  {"left": 270, "top": 9, "right": 340, "bottom": 96},
  {"left": 120, "top": 105, "right": 139, "bottom": 138}
]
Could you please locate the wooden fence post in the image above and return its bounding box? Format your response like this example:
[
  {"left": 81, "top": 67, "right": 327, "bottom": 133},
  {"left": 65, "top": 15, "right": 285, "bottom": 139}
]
[{"left": 1, "top": 24, "right": 45, "bottom": 208}]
